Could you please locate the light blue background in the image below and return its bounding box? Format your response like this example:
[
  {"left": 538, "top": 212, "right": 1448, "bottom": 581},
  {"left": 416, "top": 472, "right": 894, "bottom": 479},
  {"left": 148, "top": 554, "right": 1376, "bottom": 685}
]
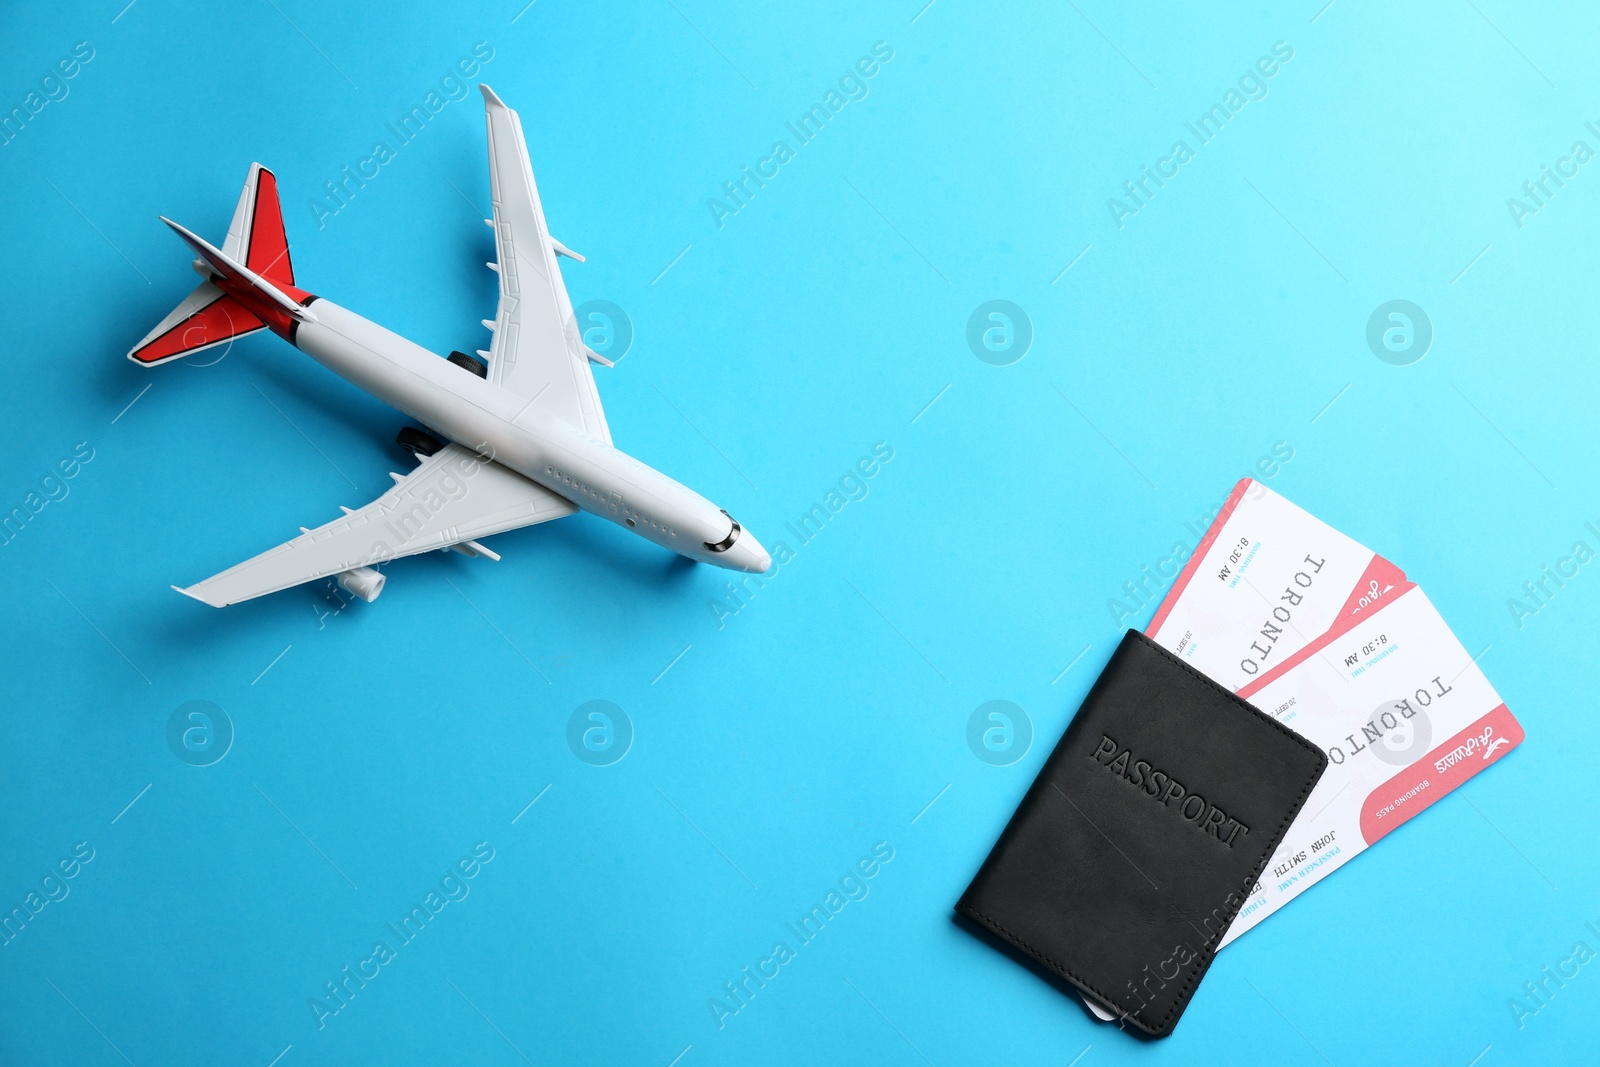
[{"left": 2, "top": 1, "right": 1595, "bottom": 1063}]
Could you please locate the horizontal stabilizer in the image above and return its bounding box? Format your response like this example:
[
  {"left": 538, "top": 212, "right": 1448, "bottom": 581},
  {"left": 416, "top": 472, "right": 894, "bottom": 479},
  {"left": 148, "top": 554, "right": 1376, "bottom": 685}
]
[
  {"left": 128, "top": 281, "right": 265, "bottom": 365},
  {"left": 160, "top": 217, "right": 316, "bottom": 325}
]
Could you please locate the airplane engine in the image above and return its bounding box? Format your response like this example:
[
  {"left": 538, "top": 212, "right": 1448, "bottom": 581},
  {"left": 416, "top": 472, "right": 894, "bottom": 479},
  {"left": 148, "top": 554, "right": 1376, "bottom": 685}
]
[{"left": 336, "top": 566, "right": 385, "bottom": 602}]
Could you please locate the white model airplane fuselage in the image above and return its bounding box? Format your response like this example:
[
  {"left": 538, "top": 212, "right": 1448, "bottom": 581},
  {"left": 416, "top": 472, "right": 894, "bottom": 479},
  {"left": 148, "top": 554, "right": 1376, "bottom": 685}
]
[
  {"left": 130, "top": 85, "right": 769, "bottom": 606},
  {"left": 293, "top": 297, "right": 767, "bottom": 570}
]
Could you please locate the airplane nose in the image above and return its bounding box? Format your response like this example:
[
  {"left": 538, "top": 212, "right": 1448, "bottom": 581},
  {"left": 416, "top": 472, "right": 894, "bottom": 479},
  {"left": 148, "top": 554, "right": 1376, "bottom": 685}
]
[
  {"left": 745, "top": 537, "right": 772, "bottom": 574},
  {"left": 706, "top": 512, "right": 770, "bottom": 572}
]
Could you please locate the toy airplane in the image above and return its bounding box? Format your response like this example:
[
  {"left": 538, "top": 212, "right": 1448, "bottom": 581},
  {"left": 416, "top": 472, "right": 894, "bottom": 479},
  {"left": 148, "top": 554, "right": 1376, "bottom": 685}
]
[{"left": 130, "top": 85, "right": 770, "bottom": 607}]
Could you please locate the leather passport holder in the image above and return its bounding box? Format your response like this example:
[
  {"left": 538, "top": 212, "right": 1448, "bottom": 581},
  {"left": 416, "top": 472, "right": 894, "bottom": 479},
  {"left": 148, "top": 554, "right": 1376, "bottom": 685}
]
[{"left": 955, "top": 629, "right": 1327, "bottom": 1037}]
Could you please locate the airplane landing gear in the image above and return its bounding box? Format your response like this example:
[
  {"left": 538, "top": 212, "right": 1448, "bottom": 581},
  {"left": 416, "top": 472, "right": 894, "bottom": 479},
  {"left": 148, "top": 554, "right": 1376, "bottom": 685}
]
[
  {"left": 447, "top": 350, "right": 488, "bottom": 378},
  {"left": 396, "top": 426, "right": 444, "bottom": 458}
]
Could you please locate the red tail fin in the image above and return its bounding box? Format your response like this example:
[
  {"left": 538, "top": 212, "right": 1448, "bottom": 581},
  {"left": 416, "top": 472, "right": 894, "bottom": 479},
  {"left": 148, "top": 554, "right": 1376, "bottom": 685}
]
[
  {"left": 240, "top": 166, "right": 294, "bottom": 287},
  {"left": 128, "top": 284, "right": 264, "bottom": 365},
  {"left": 128, "top": 164, "right": 295, "bottom": 366}
]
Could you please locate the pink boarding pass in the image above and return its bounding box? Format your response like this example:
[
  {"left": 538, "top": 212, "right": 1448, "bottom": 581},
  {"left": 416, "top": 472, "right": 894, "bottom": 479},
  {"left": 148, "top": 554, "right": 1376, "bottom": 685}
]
[
  {"left": 1147, "top": 478, "right": 1414, "bottom": 689},
  {"left": 1142, "top": 480, "right": 1521, "bottom": 946},
  {"left": 1217, "top": 584, "right": 1521, "bottom": 944}
]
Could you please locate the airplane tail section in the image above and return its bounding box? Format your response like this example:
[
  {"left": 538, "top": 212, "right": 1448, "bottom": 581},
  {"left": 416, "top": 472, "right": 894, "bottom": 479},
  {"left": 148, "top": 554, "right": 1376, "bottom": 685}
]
[
  {"left": 127, "top": 282, "right": 266, "bottom": 365},
  {"left": 129, "top": 164, "right": 310, "bottom": 366},
  {"left": 224, "top": 163, "right": 296, "bottom": 287}
]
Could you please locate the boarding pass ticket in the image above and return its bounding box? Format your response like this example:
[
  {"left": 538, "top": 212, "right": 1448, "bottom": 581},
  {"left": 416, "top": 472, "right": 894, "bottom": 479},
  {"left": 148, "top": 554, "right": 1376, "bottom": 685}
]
[
  {"left": 1148, "top": 479, "right": 1522, "bottom": 946},
  {"left": 1146, "top": 478, "right": 1414, "bottom": 689}
]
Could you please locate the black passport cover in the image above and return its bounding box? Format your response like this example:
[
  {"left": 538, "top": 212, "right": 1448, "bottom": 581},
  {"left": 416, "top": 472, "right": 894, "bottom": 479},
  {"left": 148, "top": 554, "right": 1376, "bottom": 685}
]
[{"left": 956, "top": 629, "right": 1327, "bottom": 1037}]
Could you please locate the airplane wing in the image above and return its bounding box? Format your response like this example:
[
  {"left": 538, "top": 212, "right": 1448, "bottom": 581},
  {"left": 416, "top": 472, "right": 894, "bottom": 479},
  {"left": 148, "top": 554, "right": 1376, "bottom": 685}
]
[
  {"left": 176, "top": 445, "right": 576, "bottom": 607},
  {"left": 479, "top": 84, "right": 612, "bottom": 445}
]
